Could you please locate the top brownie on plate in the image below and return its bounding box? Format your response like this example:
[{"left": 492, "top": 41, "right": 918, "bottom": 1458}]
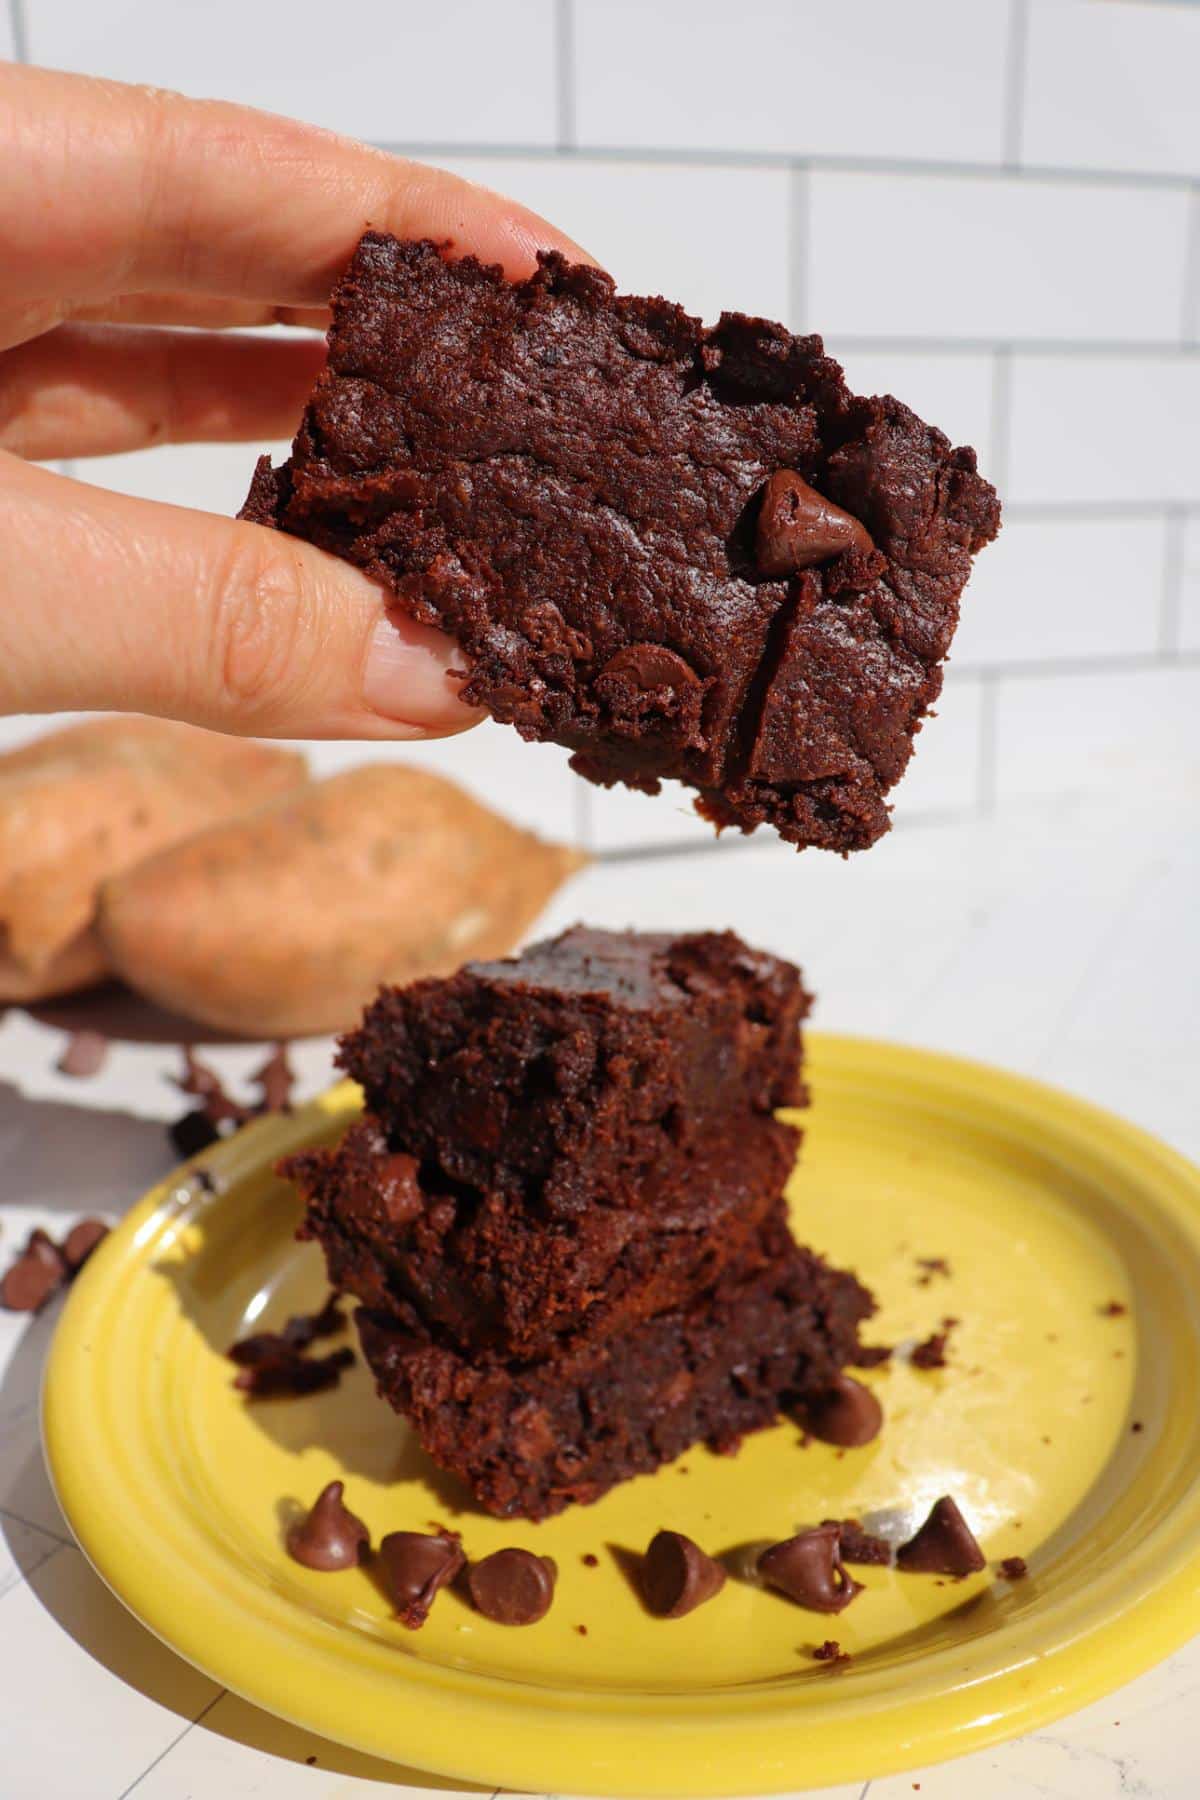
[
  {"left": 242, "top": 234, "right": 1000, "bottom": 852},
  {"left": 337, "top": 925, "right": 808, "bottom": 1217}
]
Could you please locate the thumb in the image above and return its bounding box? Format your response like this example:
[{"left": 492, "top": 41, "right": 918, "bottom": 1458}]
[{"left": 0, "top": 452, "right": 478, "bottom": 738}]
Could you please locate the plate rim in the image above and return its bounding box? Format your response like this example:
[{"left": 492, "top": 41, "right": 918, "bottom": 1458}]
[{"left": 41, "top": 1035, "right": 1200, "bottom": 1795}]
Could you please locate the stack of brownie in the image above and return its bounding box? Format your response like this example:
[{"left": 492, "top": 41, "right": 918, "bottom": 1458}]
[{"left": 285, "top": 926, "right": 874, "bottom": 1520}]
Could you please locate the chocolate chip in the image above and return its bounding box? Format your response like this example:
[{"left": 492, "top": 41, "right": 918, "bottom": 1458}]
[
  {"left": 0, "top": 1230, "right": 67, "bottom": 1313},
  {"left": 175, "top": 1048, "right": 248, "bottom": 1126},
  {"left": 467, "top": 1547, "right": 557, "bottom": 1626},
  {"left": 169, "top": 1109, "right": 221, "bottom": 1159},
  {"left": 998, "top": 1555, "right": 1028, "bottom": 1581},
  {"left": 378, "top": 1530, "right": 465, "bottom": 1628},
  {"left": 640, "top": 1530, "right": 726, "bottom": 1618},
  {"left": 754, "top": 471, "right": 872, "bottom": 577},
  {"left": 286, "top": 1481, "right": 369, "bottom": 1571},
  {"left": 595, "top": 644, "right": 706, "bottom": 741},
  {"left": 253, "top": 1043, "right": 295, "bottom": 1114},
  {"left": 600, "top": 643, "right": 702, "bottom": 695},
  {"left": 757, "top": 1526, "right": 862, "bottom": 1614},
  {"left": 56, "top": 1029, "right": 109, "bottom": 1078},
  {"left": 896, "top": 1497, "right": 986, "bottom": 1577},
  {"left": 61, "top": 1218, "right": 109, "bottom": 1273},
  {"left": 821, "top": 1518, "right": 892, "bottom": 1566},
  {"left": 804, "top": 1374, "right": 883, "bottom": 1448}
]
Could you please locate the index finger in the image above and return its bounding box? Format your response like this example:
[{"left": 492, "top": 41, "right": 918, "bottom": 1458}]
[{"left": 1, "top": 64, "right": 594, "bottom": 312}]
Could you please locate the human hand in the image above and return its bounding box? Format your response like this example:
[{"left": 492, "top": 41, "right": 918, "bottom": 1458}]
[{"left": 0, "top": 64, "right": 590, "bottom": 739}]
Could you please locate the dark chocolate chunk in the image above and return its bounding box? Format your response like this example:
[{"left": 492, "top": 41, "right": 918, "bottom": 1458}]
[
  {"left": 244, "top": 235, "right": 1000, "bottom": 856},
  {"left": 0, "top": 1229, "right": 68, "bottom": 1313},
  {"left": 56, "top": 1029, "right": 109, "bottom": 1078},
  {"left": 822, "top": 1518, "right": 892, "bottom": 1566},
  {"left": 286, "top": 1480, "right": 369, "bottom": 1571},
  {"left": 378, "top": 1530, "right": 466, "bottom": 1628},
  {"left": 754, "top": 470, "right": 873, "bottom": 577},
  {"left": 61, "top": 1218, "right": 109, "bottom": 1273},
  {"left": 758, "top": 1526, "right": 862, "bottom": 1614},
  {"left": 254, "top": 1043, "right": 296, "bottom": 1115},
  {"left": 998, "top": 1555, "right": 1028, "bottom": 1581},
  {"left": 640, "top": 1529, "right": 726, "bottom": 1618},
  {"left": 896, "top": 1497, "right": 986, "bottom": 1577},
  {"left": 804, "top": 1374, "right": 883, "bottom": 1447},
  {"left": 468, "top": 1548, "right": 557, "bottom": 1625}
]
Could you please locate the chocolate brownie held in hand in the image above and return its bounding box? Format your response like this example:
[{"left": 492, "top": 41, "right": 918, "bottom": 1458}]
[{"left": 243, "top": 235, "right": 1000, "bottom": 852}]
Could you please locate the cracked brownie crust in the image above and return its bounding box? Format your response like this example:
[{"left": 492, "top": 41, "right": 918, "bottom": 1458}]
[{"left": 243, "top": 234, "right": 1000, "bottom": 851}]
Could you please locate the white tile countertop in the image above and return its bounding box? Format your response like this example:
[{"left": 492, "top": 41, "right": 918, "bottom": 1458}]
[{"left": 0, "top": 792, "right": 1197, "bottom": 1800}]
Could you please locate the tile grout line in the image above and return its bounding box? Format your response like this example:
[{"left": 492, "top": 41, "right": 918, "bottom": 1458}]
[
  {"left": 0, "top": 1503, "right": 73, "bottom": 1548},
  {"left": 553, "top": 0, "right": 576, "bottom": 154},
  {"left": 788, "top": 163, "right": 810, "bottom": 333},
  {"left": 370, "top": 139, "right": 1200, "bottom": 193},
  {"left": 115, "top": 1690, "right": 226, "bottom": 1800},
  {"left": 954, "top": 647, "right": 1200, "bottom": 682},
  {"left": 1159, "top": 507, "right": 1187, "bottom": 654},
  {"left": 1181, "top": 184, "right": 1200, "bottom": 345},
  {"left": 988, "top": 346, "right": 1013, "bottom": 494},
  {"left": 7, "top": 0, "right": 28, "bottom": 60},
  {"left": 1002, "top": 0, "right": 1031, "bottom": 170}
]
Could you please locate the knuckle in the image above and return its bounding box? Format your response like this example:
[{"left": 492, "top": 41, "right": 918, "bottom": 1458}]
[{"left": 210, "top": 532, "right": 311, "bottom": 719}]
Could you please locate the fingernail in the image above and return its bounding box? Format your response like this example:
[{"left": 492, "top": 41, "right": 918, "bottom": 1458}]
[{"left": 362, "top": 614, "right": 478, "bottom": 731}]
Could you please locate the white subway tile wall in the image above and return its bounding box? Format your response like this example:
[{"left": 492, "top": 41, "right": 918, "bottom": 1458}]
[
  {"left": 8, "top": 0, "right": 1199, "bottom": 852},
  {"left": 570, "top": 0, "right": 1013, "bottom": 165}
]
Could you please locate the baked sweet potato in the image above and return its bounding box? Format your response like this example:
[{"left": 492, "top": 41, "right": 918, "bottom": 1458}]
[
  {"left": 0, "top": 718, "right": 307, "bottom": 1002},
  {"left": 96, "top": 764, "right": 588, "bottom": 1037}
]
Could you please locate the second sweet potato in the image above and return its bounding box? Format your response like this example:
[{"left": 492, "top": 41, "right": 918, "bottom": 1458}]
[{"left": 96, "top": 764, "right": 587, "bottom": 1037}]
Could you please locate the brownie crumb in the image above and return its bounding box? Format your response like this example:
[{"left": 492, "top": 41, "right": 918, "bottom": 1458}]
[
  {"left": 851, "top": 1342, "right": 893, "bottom": 1368},
  {"left": 1132, "top": 1420, "right": 1145, "bottom": 1434},
  {"left": 575, "top": 1624, "right": 588, "bottom": 1636},
  {"left": 581, "top": 1553, "right": 599, "bottom": 1568},
  {"left": 253, "top": 1042, "right": 296, "bottom": 1114},
  {"left": 822, "top": 1518, "right": 892, "bottom": 1566},
  {"left": 1, "top": 1219, "right": 109, "bottom": 1314},
  {"left": 914, "top": 1257, "right": 951, "bottom": 1287},
  {"left": 1099, "top": 1300, "right": 1128, "bottom": 1318},
  {"left": 998, "top": 1556, "right": 1028, "bottom": 1580},
  {"left": 812, "top": 1638, "right": 852, "bottom": 1666},
  {"left": 911, "top": 1328, "right": 952, "bottom": 1370},
  {"left": 231, "top": 1343, "right": 354, "bottom": 1399}
]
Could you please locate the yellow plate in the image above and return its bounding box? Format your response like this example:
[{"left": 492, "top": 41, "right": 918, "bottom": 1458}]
[{"left": 43, "top": 1036, "right": 1200, "bottom": 1795}]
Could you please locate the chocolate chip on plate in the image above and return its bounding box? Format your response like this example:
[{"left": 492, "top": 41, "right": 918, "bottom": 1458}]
[
  {"left": 56, "top": 1029, "right": 109, "bottom": 1078},
  {"left": 467, "top": 1547, "right": 557, "bottom": 1626},
  {"left": 640, "top": 1529, "right": 726, "bottom": 1618},
  {"left": 804, "top": 1373, "right": 883, "bottom": 1448},
  {"left": 896, "top": 1497, "right": 986, "bottom": 1578},
  {"left": 758, "top": 1526, "right": 863, "bottom": 1614},
  {"left": 378, "top": 1530, "right": 465, "bottom": 1629},
  {"left": 286, "top": 1481, "right": 369, "bottom": 1571},
  {"left": 754, "top": 471, "right": 873, "bottom": 577},
  {"left": 61, "top": 1218, "right": 110, "bottom": 1273}
]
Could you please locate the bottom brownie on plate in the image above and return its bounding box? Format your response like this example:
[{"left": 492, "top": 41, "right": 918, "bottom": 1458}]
[{"left": 356, "top": 1205, "right": 874, "bottom": 1520}]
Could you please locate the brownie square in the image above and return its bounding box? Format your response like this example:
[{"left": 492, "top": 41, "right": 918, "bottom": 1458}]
[
  {"left": 336, "top": 926, "right": 808, "bottom": 1217},
  {"left": 242, "top": 234, "right": 1000, "bottom": 851},
  {"left": 356, "top": 1204, "right": 875, "bottom": 1520},
  {"left": 287, "top": 1108, "right": 797, "bottom": 1362}
]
